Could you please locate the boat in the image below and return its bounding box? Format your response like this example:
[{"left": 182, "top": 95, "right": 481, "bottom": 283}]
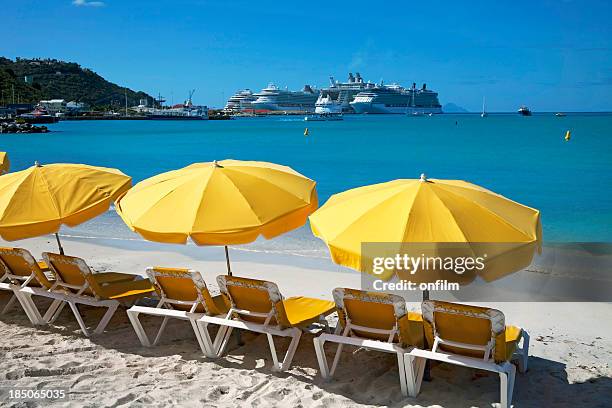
[
  {"left": 304, "top": 113, "right": 343, "bottom": 122},
  {"left": 481, "top": 97, "right": 488, "bottom": 117},
  {"left": 518, "top": 105, "right": 532, "bottom": 116},
  {"left": 147, "top": 90, "right": 208, "bottom": 120},
  {"left": 350, "top": 82, "right": 442, "bottom": 114},
  {"left": 555, "top": 112, "right": 567, "bottom": 117},
  {"left": 18, "top": 107, "right": 59, "bottom": 124},
  {"left": 251, "top": 83, "right": 319, "bottom": 113},
  {"left": 315, "top": 73, "right": 376, "bottom": 114},
  {"left": 224, "top": 89, "right": 257, "bottom": 113}
]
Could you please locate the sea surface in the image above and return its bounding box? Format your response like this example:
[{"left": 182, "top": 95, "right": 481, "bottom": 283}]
[{"left": 1, "top": 114, "right": 611, "bottom": 258}]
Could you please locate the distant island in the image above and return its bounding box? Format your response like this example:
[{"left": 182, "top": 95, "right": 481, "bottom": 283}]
[
  {"left": 442, "top": 103, "right": 469, "bottom": 113},
  {"left": 0, "top": 57, "right": 153, "bottom": 110}
]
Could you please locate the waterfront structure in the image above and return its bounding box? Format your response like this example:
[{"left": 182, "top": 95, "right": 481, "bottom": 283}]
[{"left": 39, "top": 99, "right": 67, "bottom": 114}]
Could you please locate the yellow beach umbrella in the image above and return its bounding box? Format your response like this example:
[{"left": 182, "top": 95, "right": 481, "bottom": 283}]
[
  {"left": 0, "top": 162, "right": 132, "bottom": 253},
  {"left": 310, "top": 174, "right": 542, "bottom": 285},
  {"left": 115, "top": 160, "right": 318, "bottom": 274},
  {"left": 0, "top": 152, "right": 9, "bottom": 175}
]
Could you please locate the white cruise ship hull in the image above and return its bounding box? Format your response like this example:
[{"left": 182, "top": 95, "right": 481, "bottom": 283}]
[
  {"left": 252, "top": 103, "right": 315, "bottom": 112},
  {"left": 314, "top": 103, "right": 343, "bottom": 114},
  {"left": 350, "top": 102, "right": 442, "bottom": 114}
]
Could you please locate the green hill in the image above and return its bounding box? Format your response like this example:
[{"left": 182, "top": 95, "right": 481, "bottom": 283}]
[{"left": 0, "top": 57, "right": 154, "bottom": 109}]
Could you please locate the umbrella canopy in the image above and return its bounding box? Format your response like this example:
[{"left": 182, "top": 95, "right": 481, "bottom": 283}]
[
  {"left": 0, "top": 152, "right": 9, "bottom": 175},
  {"left": 115, "top": 159, "right": 318, "bottom": 246},
  {"left": 310, "top": 174, "right": 542, "bottom": 284},
  {"left": 0, "top": 162, "right": 132, "bottom": 242}
]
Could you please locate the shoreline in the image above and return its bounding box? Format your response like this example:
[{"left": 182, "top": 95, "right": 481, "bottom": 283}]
[{"left": 0, "top": 234, "right": 611, "bottom": 407}]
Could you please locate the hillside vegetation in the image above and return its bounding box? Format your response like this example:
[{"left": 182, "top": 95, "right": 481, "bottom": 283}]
[{"left": 0, "top": 57, "right": 153, "bottom": 109}]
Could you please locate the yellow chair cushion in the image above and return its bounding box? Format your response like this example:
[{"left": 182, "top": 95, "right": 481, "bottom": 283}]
[
  {"left": 281, "top": 296, "right": 335, "bottom": 327},
  {"left": 99, "top": 279, "right": 155, "bottom": 301}
]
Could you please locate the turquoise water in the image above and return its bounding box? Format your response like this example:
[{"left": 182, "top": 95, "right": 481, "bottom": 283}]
[{"left": 1, "top": 114, "right": 611, "bottom": 247}]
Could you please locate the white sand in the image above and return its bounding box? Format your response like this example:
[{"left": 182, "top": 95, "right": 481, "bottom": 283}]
[{"left": 0, "top": 236, "right": 611, "bottom": 407}]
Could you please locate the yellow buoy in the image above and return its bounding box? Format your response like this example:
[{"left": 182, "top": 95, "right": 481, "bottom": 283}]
[
  {"left": 565, "top": 130, "right": 571, "bottom": 141},
  {"left": 304, "top": 128, "right": 309, "bottom": 136}
]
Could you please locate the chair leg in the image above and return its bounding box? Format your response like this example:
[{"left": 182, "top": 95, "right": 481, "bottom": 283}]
[
  {"left": 1, "top": 294, "right": 17, "bottom": 314},
  {"left": 93, "top": 303, "right": 118, "bottom": 335},
  {"left": 279, "top": 329, "right": 301, "bottom": 371},
  {"left": 267, "top": 329, "right": 301, "bottom": 372},
  {"left": 42, "top": 299, "right": 64, "bottom": 323},
  {"left": 48, "top": 301, "right": 68, "bottom": 323},
  {"left": 313, "top": 336, "right": 331, "bottom": 379},
  {"left": 518, "top": 331, "right": 530, "bottom": 373},
  {"left": 499, "top": 363, "right": 516, "bottom": 408},
  {"left": 127, "top": 309, "right": 152, "bottom": 346},
  {"left": 403, "top": 353, "right": 425, "bottom": 398},
  {"left": 329, "top": 342, "right": 345, "bottom": 377},
  {"left": 397, "top": 352, "right": 409, "bottom": 397},
  {"left": 190, "top": 319, "right": 216, "bottom": 358},
  {"left": 13, "top": 291, "right": 44, "bottom": 325},
  {"left": 153, "top": 316, "right": 170, "bottom": 345},
  {"left": 67, "top": 301, "right": 90, "bottom": 337},
  {"left": 212, "top": 324, "right": 234, "bottom": 356}
]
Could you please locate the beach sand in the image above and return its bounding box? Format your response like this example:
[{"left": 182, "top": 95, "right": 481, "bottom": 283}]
[{"left": 0, "top": 236, "right": 611, "bottom": 407}]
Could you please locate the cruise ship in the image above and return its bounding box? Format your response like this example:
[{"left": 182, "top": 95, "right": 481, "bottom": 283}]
[
  {"left": 350, "top": 83, "right": 442, "bottom": 114},
  {"left": 224, "top": 89, "right": 257, "bottom": 113},
  {"left": 315, "top": 72, "right": 376, "bottom": 114},
  {"left": 251, "top": 83, "right": 319, "bottom": 112}
]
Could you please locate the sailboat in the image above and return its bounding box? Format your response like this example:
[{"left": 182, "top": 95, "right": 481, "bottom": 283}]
[{"left": 481, "top": 97, "right": 488, "bottom": 117}]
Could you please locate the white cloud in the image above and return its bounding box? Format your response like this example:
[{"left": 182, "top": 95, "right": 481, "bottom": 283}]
[{"left": 72, "top": 0, "right": 106, "bottom": 7}]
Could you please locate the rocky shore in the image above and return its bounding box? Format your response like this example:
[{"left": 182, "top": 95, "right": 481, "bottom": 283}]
[{"left": 0, "top": 121, "right": 49, "bottom": 134}]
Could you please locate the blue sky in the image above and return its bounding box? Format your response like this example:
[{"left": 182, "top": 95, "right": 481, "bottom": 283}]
[{"left": 2, "top": 0, "right": 611, "bottom": 111}]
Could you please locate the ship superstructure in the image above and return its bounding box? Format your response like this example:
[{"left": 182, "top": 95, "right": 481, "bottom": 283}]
[
  {"left": 251, "top": 83, "right": 319, "bottom": 112},
  {"left": 315, "top": 72, "right": 376, "bottom": 114},
  {"left": 350, "top": 82, "right": 442, "bottom": 114}
]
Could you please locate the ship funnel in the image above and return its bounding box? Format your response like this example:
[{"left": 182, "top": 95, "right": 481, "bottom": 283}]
[
  {"left": 348, "top": 72, "right": 354, "bottom": 83},
  {"left": 422, "top": 83, "right": 427, "bottom": 90},
  {"left": 412, "top": 82, "right": 416, "bottom": 89},
  {"left": 355, "top": 72, "right": 362, "bottom": 83}
]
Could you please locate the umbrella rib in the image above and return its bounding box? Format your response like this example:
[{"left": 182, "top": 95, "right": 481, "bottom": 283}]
[
  {"left": 320, "top": 186, "right": 417, "bottom": 243},
  {"left": 433, "top": 185, "right": 536, "bottom": 241},
  {"left": 223, "top": 166, "right": 314, "bottom": 203}
]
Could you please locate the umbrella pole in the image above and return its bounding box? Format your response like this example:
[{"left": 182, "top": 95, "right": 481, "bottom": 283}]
[
  {"left": 54, "top": 233, "right": 65, "bottom": 255},
  {"left": 422, "top": 288, "right": 432, "bottom": 382},
  {"left": 224, "top": 246, "right": 232, "bottom": 276},
  {"left": 224, "top": 245, "right": 242, "bottom": 345},
  {"left": 422, "top": 289, "right": 429, "bottom": 301}
]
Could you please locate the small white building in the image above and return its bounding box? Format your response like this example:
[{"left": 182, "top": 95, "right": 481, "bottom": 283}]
[
  {"left": 66, "top": 101, "right": 89, "bottom": 112},
  {"left": 39, "top": 99, "right": 66, "bottom": 114}
]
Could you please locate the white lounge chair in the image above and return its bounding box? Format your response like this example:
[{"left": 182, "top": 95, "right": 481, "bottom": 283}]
[
  {"left": 0, "top": 247, "right": 138, "bottom": 327},
  {"left": 127, "top": 267, "right": 230, "bottom": 357},
  {"left": 405, "top": 300, "right": 530, "bottom": 408},
  {"left": 312, "top": 288, "right": 426, "bottom": 396},
  {"left": 18, "top": 252, "right": 156, "bottom": 336},
  {"left": 197, "top": 275, "right": 336, "bottom": 371}
]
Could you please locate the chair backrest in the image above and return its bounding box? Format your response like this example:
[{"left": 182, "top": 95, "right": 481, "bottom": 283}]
[
  {"left": 333, "top": 288, "right": 422, "bottom": 347},
  {"left": 146, "top": 267, "right": 219, "bottom": 315},
  {"left": 216, "top": 275, "right": 290, "bottom": 328},
  {"left": 0, "top": 247, "right": 53, "bottom": 288},
  {"left": 42, "top": 252, "right": 104, "bottom": 297},
  {"left": 421, "top": 300, "right": 508, "bottom": 362}
]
